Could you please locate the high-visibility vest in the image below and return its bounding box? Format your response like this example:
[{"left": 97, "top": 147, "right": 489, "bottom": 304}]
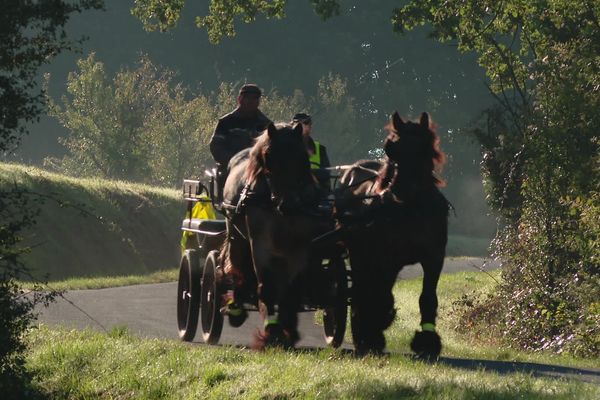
[{"left": 309, "top": 140, "right": 321, "bottom": 169}]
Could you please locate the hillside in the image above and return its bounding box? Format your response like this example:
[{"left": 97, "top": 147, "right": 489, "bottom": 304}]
[
  {"left": 1, "top": 162, "right": 490, "bottom": 281},
  {"left": 1, "top": 163, "right": 185, "bottom": 280}
]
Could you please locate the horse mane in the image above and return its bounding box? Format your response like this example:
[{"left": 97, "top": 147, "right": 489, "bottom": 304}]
[
  {"left": 375, "top": 115, "right": 447, "bottom": 193},
  {"left": 245, "top": 129, "right": 270, "bottom": 184}
]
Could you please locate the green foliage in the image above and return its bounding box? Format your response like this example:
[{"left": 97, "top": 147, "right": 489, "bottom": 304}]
[
  {"left": 132, "top": 0, "right": 288, "bottom": 43},
  {"left": 46, "top": 53, "right": 362, "bottom": 184},
  {"left": 45, "top": 53, "right": 215, "bottom": 186},
  {"left": 131, "top": 0, "right": 185, "bottom": 32},
  {"left": 0, "top": 0, "right": 104, "bottom": 153},
  {"left": 394, "top": 0, "right": 600, "bottom": 356},
  {"left": 132, "top": 0, "right": 342, "bottom": 43}
]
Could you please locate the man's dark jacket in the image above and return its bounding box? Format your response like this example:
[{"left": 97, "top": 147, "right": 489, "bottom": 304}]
[{"left": 209, "top": 109, "right": 271, "bottom": 167}]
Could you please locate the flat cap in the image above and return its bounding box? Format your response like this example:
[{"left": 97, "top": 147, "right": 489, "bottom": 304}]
[
  {"left": 239, "top": 83, "right": 262, "bottom": 96},
  {"left": 292, "top": 112, "right": 312, "bottom": 124}
]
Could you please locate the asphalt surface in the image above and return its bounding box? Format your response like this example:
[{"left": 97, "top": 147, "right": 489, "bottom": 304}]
[
  {"left": 36, "top": 257, "right": 499, "bottom": 346},
  {"left": 35, "top": 257, "right": 600, "bottom": 384}
]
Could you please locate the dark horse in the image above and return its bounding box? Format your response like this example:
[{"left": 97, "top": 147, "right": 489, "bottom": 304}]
[
  {"left": 338, "top": 111, "right": 448, "bottom": 358},
  {"left": 221, "top": 122, "right": 321, "bottom": 349}
]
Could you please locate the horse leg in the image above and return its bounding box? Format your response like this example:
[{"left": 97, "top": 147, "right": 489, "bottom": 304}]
[
  {"left": 252, "top": 267, "right": 287, "bottom": 349},
  {"left": 275, "top": 256, "right": 307, "bottom": 348},
  {"left": 222, "top": 219, "right": 250, "bottom": 327},
  {"left": 410, "top": 254, "right": 444, "bottom": 360},
  {"left": 351, "top": 251, "right": 395, "bottom": 355}
]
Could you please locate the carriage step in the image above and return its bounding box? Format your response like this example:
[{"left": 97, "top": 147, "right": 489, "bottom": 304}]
[{"left": 181, "top": 218, "right": 226, "bottom": 235}]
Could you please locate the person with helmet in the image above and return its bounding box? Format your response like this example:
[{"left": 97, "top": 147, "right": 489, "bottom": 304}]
[{"left": 292, "top": 112, "right": 331, "bottom": 190}]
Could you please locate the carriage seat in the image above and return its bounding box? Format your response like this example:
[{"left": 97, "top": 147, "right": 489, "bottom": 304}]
[{"left": 181, "top": 218, "right": 226, "bottom": 236}]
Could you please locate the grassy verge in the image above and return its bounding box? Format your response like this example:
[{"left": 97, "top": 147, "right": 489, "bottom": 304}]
[
  {"left": 20, "top": 268, "right": 179, "bottom": 291},
  {"left": 26, "top": 327, "right": 599, "bottom": 400},
  {"left": 26, "top": 271, "right": 600, "bottom": 399},
  {"left": 0, "top": 162, "right": 182, "bottom": 281},
  {"left": 22, "top": 256, "right": 496, "bottom": 292}
]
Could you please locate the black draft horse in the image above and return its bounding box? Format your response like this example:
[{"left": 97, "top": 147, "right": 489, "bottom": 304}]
[
  {"left": 221, "top": 122, "right": 321, "bottom": 349},
  {"left": 338, "top": 111, "right": 449, "bottom": 359}
]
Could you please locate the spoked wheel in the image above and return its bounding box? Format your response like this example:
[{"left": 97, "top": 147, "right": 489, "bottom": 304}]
[
  {"left": 177, "top": 249, "right": 202, "bottom": 341},
  {"left": 323, "top": 257, "right": 349, "bottom": 347},
  {"left": 200, "top": 250, "right": 224, "bottom": 344}
]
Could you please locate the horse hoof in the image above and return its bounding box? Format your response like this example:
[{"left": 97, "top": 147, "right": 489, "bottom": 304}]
[
  {"left": 227, "top": 309, "right": 248, "bottom": 328},
  {"left": 221, "top": 301, "right": 248, "bottom": 328},
  {"left": 410, "top": 330, "right": 441, "bottom": 361},
  {"left": 252, "top": 324, "right": 287, "bottom": 350}
]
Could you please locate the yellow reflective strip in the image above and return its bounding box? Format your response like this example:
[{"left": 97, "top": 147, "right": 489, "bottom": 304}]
[{"left": 309, "top": 140, "right": 321, "bottom": 169}]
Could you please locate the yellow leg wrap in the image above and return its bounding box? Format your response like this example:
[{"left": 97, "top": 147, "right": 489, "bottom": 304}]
[
  {"left": 421, "top": 323, "right": 436, "bottom": 332},
  {"left": 225, "top": 299, "right": 243, "bottom": 316},
  {"left": 264, "top": 317, "right": 278, "bottom": 328}
]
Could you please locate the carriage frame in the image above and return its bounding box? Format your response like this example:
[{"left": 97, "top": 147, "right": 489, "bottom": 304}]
[{"left": 176, "top": 169, "right": 351, "bottom": 348}]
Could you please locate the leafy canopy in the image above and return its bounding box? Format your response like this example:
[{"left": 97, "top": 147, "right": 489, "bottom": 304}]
[
  {"left": 0, "top": 0, "right": 104, "bottom": 153},
  {"left": 132, "top": 0, "right": 340, "bottom": 43}
]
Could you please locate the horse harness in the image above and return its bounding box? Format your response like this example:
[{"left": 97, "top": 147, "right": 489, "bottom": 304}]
[{"left": 224, "top": 173, "right": 329, "bottom": 219}]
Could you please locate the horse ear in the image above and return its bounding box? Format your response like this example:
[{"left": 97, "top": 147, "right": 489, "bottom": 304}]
[
  {"left": 267, "top": 123, "right": 277, "bottom": 138},
  {"left": 420, "top": 112, "right": 430, "bottom": 129},
  {"left": 391, "top": 111, "right": 404, "bottom": 132},
  {"left": 292, "top": 122, "right": 303, "bottom": 140}
]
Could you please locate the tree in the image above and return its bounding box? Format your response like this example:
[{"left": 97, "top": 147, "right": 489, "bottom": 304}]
[
  {"left": 395, "top": 0, "right": 600, "bottom": 355},
  {"left": 1, "top": 0, "right": 103, "bottom": 394},
  {"left": 47, "top": 52, "right": 363, "bottom": 185}
]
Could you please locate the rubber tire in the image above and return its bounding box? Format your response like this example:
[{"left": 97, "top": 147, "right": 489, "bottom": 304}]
[
  {"left": 323, "top": 257, "right": 348, "bottom": 348},
  {"left": 200, "top": 250, "right": 224, "bottom": 344},
  {"left": 177, "top": 249, "right": 202, "bottom": 341}
]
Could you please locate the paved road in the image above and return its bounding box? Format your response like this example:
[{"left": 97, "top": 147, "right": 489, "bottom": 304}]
[
  {"left": 35, "top": 258, "right": 600, "bottom": 383},
  {"left": 36, "top": 257, "right": 499, "bottom": 347}
]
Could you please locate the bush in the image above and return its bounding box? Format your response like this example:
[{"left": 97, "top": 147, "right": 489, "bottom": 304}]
[{"left": 0, "top": 187, "right": 55, "bottom": 395}]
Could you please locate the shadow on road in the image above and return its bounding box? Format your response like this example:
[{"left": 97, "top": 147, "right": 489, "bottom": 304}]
[
  {"left": 216, "top": 343, "right": 599, "bottom": 384},
  {"left": 437, "top": 355, "right": 600, "bottom": 384}
]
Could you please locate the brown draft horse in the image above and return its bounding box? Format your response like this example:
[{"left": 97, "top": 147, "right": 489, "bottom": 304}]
[
  {"left": 221, "top": 122, "right": 322, "bottom": 349},
  {"left": 338, "top": 111, "right": 449, "bottom": 359}
]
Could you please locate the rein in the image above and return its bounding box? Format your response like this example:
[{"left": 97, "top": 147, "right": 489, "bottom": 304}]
[{"left": 230, "top": 171, "right": 320, "bottom": 217}]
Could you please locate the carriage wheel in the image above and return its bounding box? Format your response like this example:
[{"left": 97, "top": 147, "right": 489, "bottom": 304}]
[
  {"left": 200, "top": 250, "right": 224, "bottom": 344},
  {"left": 323, "top": 257, "right": 348, "bottom": 347},
  {"left": 177, "top": 249, "right": 202, "bottom": 341}
]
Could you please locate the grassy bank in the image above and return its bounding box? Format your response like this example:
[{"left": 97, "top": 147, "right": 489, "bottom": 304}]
[
  {"left": 3, "top": 162, "right": 492, "bottom": 286},
  {"left": 21, "top": 268, "right": 179, "bottom": 291},
  {"left": 26, "top": 271, "right": 599, "bottom": 399},
  {"left": 1, "top": 162, "right": 183, "bottom": 281}
]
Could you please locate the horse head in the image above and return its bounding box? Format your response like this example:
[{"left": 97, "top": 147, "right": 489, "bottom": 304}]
[
  {"left": 382, "top": 111, "right": 445, "bottom": 188},
  {"left": 248, "top": 122, "right": 316, "bottom": 213}
]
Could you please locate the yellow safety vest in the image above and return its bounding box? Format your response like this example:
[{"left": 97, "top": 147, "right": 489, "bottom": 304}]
[{"left": 309, "top": 140, "right": 321, "bottom": 169}]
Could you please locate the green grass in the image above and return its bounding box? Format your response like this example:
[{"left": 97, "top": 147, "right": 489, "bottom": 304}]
[
  {"left": 25, "top": 271, "right": 600, "bottom": 399},
  {"left": 20, "top": 268, "right": 179, "bottom": 291},
  {"left": 26, "top": 326, "right": 599, "bottom": 400},
  {"left": 2, "top": 162, "right": 492, "bottom": 285},
  {"left": 1, "top": 162, "right": 183, "bottom": 280}
]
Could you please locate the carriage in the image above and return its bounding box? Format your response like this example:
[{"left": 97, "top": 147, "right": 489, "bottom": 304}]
[
  {"left": 175, "top": 114, "right": 449, "bottom": 358},
  {"left": 176, "top": 167, "right": 350, "bottom": 348}
]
